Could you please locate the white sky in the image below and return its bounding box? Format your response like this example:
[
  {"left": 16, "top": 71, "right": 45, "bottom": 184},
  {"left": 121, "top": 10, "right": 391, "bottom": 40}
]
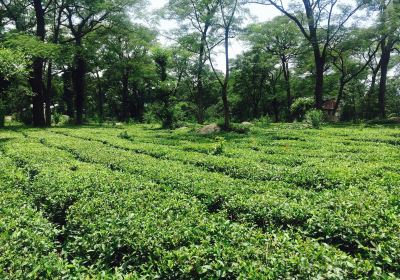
[{"left": 141, "top": 0, "right": 281, "bottom": 70}]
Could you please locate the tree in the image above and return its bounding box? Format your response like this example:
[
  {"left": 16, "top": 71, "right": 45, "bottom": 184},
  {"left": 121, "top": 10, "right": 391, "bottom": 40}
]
[
  {"left": 165, "top": 0, "right": 220, "bottom": 124},
  {"left": 207, "top": 0, "right": 243, "bottom": 128},
  {"left": 245, "top": 16, "right": 301, "bottom": 119},
  {"left": 63, "top": 0, "right": 142, "bottom": 124},
  {"left": 329, "top": 28, "right": 381, "bottom": 115},
  {"left": 0, "top": 48, "right": 28, "bottom": 126},
  {"left": 374, "top": 0, "right": 400, "bottom": 118},
  {"left": 250, "top": 0, "right": 367, "bottom": 109}
]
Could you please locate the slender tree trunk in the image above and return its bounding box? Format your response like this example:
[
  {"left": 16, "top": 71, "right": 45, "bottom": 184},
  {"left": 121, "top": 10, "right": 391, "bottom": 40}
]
[
  {"left": 121, "top": 68, "right": 130, "bottom": 122},
  {"left": 272, "top": 98, "right": 279, "bottom": 122},
  {"left": 74, "top": 38, "right": 86, "bottom": 125},
  {"left": 378, "top": 45, "right": 391, "bottom": 119},
  {"left": 44, "top": 2, "right": 63, "bottom": 126},
  {"left": 221, "top": 30, "right": 230, "bottom": 128},
  {"left": 365, "top": 64, "right": 380, "bottom": 119},
  {"left": 281, "top": 56, "right": 292, "bottom": 120},
  {"left": 30, "top": 0, "right": 46, "bottom": 127},
  {"left": 195, "top": 27, "right": 209, "bottom": 124},
  {"left": 314, "top": 55, "right": 325, "bottom": 109},
  {"left": 63, "top": 68, "right": 74, "bottom": 118},
  {"left": 333, "top": 77, "right": 345, "bottom": 115},
  {"left": 95, "top": 71, "right": 104, "bottom": 122},
  {"left": 45, "top": 61, "right": 52, "bottom": 125}
]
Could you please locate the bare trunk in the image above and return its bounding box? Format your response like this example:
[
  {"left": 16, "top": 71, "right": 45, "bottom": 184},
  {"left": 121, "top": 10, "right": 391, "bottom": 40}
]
[
  {"left": 73, "top": 39, "right": 86, "bottom": 125},
  {"left": 314, "top": 56, "right": 324, "bottom": 109},
  {"left": 31, "top": 0, "right": 46, "bottom": 127},
  {"left": 378, "top": 46, "right": 390, "bottom": 119},
  {"left": 195, "top": 26, "right": 209, "bottom": 124},
  {"left": 45, "top": 61, "right": 52, "bottom": 125},
  {"left": 95, "top": 72, "right": 104, "bottom": 122},
  {"left": 281, "top": 56, "right": 292, "bottom": 120},
  {"left": 222, "top": 30, "right": 230, "bottom": 128},
  {"left": 63, "top": 68, "right": 74, "bottom": 118},
  {"left": 121, "top": 68, "right": 129, "bottom": 122},
  {"left": 333, "top": 77, "right": 345, "bottom": 115}
]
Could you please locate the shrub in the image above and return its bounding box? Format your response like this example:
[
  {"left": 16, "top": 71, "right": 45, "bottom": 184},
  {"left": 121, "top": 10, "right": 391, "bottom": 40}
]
[
  {"left": 118, "top": 130, "right": 134, "bottom": 141},
  {"left": 229, "top": 123, "right": 251, "bottom": 134},
  {"left": 255, "top": 116, "right": 271, "bottom": 127},
  {"left": 52, "top": 112, "right": 61, "bottom": 125},
  {"left": 210, "top": 136, "right": 225, "bottom": 155},
  {"left": 291, "top": 97, "right": 314, "bottom": 121},
  {"left": 305, "top": 109, "right": 323, "bottom": 129}
]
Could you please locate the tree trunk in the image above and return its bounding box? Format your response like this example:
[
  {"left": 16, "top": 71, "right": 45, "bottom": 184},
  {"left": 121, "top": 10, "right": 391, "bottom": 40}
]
[
  {"left": 195, "top": 27, "right": 209, "bottom": 124},
  {"left": 333, "top": 77, "right": 345, "bottom": 115},
  {"left": 272, "top": 98, "right": 279, "bottom": 122},
  {"left": 45, "top": 61, "right": 52, "bottom": 125},
  {"left": 95, "top": 72, "right": 104, "bottom": 122},
  {"left": 63, "top": 68, "right": 74, "bottom": 118},
  {"left": 73, "top": 40, "right": 86, "bottom": 125},
  {"left": 221, "top": 30, "right": 230, "bottom": 128},
  {"left": 281, "top": 56, "right": 292, "bottom": 120},
  {"left": 30, "top": 0, "right": 46, "bottom": 127},
  {"left": 378, "top": 46, "right": 390, "bottom": 119},
  {"left": 121, "top": 68, "right": 129, "bottom": 122},
  {"left": 365, "top": 65, "right": 379, "bottom": 119},
  {"left": 314, "top": 56, "right": 324, "bottom": 109}
]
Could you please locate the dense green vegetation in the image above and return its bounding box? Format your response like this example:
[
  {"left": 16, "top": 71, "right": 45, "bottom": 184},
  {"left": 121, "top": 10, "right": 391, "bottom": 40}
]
[
  {"left": 1, "top": 0, "right": 399, "bottom": 278},
  {"left": 0, "top": 123, "right": 399, "bottom": 278},
  {"left": 0, "top": 0, "right": 399, "bottom": 128}
]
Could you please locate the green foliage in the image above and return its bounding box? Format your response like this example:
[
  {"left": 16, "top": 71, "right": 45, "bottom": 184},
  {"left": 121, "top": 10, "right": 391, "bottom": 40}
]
[
  {"left": 1, "top": 112, "right": 400, "bottom": 277},
  {"left": 305, "top": 109, "right": 324, "bottom": 129},
  {"left": 52, "top": 112, "right": 61, "bottom": 125},
  {"left": 0, "top": 48, "right": 28, "bottom": 80},
  {"left": 3, "top": 34, "right": 59, "bottom": 60},
  {"left": 291, "top": 97, "right": 314, "bottom": 121},
  {"left": 118, "top": 130, "right": 134, "bottom": 140},
  {"left": 210, "top": 136, "right": 225, "bottom": 155},
  {"left": 255, "top": 116, "right": 272, "bottom": 127}
]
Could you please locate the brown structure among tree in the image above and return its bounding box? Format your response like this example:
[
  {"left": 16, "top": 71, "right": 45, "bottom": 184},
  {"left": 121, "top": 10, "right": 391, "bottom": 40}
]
[{"left": 322, "top": 99, "right": 340, "bottom": 122}]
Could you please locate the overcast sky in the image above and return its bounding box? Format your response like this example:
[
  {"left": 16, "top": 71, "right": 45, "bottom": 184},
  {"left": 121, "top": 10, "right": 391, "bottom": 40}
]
[{"left": 143, "top": 0, "right": 282, "bottom": 70}]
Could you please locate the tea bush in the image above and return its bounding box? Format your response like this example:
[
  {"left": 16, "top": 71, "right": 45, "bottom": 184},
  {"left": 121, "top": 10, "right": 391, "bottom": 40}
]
[{"left": 1, "top": 123, "right": 399, "bottom": 278}]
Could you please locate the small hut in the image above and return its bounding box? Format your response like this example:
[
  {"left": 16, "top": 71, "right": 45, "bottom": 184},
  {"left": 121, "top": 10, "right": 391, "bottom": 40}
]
[{"left": 322, "top": 98, "right": 340, "bottom": 122}]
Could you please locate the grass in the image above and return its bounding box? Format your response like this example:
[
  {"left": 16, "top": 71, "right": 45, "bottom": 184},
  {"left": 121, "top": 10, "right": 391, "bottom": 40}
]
[{"left": 0, "top": 123, "right": 399, "bottom": 279}]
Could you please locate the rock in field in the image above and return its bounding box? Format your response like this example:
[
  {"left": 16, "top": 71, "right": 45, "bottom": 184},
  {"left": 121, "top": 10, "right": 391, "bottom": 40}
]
[{"left": 198, "top": 124, "right": 221, "bottom": 135}]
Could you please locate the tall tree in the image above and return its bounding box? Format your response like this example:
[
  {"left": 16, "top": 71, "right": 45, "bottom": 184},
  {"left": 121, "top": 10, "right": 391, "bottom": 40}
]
[
  {"left": 374, "top": 0, "right": 400, "bottom": 118},
  {"left": 207, "top": 0, "right": 242, "bottom": 128},
  {"left": 63, "top": 0, "right": 141, "bottom": 124},
  {"left": 165, "top": 0, "right": 220, "bottom": 124},
  {"left": 251, "top": 0, "right": 367, "bottom": 109},
  {"left": 30, "top": 0, "right": 46, "bottom": 126},
  {"left": 245, "top": 16, "right": 301, "bottom": 119}
]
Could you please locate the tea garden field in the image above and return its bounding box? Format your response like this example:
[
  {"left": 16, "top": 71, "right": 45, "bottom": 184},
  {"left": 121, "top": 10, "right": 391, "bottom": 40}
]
[{"left": 0, "top": 123, "right": 399, "bottom": 279}]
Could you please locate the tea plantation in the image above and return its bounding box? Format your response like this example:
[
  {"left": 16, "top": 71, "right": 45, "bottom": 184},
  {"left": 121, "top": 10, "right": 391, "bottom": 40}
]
[{"left": 0, "top": 123, "right": 399, "bottom": 279}]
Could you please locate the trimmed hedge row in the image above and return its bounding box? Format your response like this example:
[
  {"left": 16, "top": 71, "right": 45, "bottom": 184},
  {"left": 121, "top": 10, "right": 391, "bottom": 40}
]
[
  {"left": 18, "top": 130, "right": 400, "bottom": 275},
  {"left": 0, "top": 136, "right": 382, "bottom": 278}
]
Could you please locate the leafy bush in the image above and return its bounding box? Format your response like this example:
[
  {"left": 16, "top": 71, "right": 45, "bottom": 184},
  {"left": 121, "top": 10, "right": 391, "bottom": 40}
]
[
  {"left": 1, "top": 124, "right": 400, "bottom": 278},
  {"left": 291, "top": 97, "right": 314, "bottom": 121},
  {"left": 305, "top": 109, "right": 324, "bottom": 129},
  {"left": 255, "top": 116, "right": 271, "bottom": 127},
  {"left": 118, "top": 130, "right": 134, "bottom": 141},
  {"left": 229, "top": 123, "right": 251, "bottom": 134},
  {"left": 210, "top": 136, "right": 225, "bottom": 155}
]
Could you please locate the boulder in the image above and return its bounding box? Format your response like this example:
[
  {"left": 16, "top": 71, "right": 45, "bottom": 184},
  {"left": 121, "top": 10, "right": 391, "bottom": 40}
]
[{"left": 198, "top": 124, "right": 221, "bottom": 135}]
